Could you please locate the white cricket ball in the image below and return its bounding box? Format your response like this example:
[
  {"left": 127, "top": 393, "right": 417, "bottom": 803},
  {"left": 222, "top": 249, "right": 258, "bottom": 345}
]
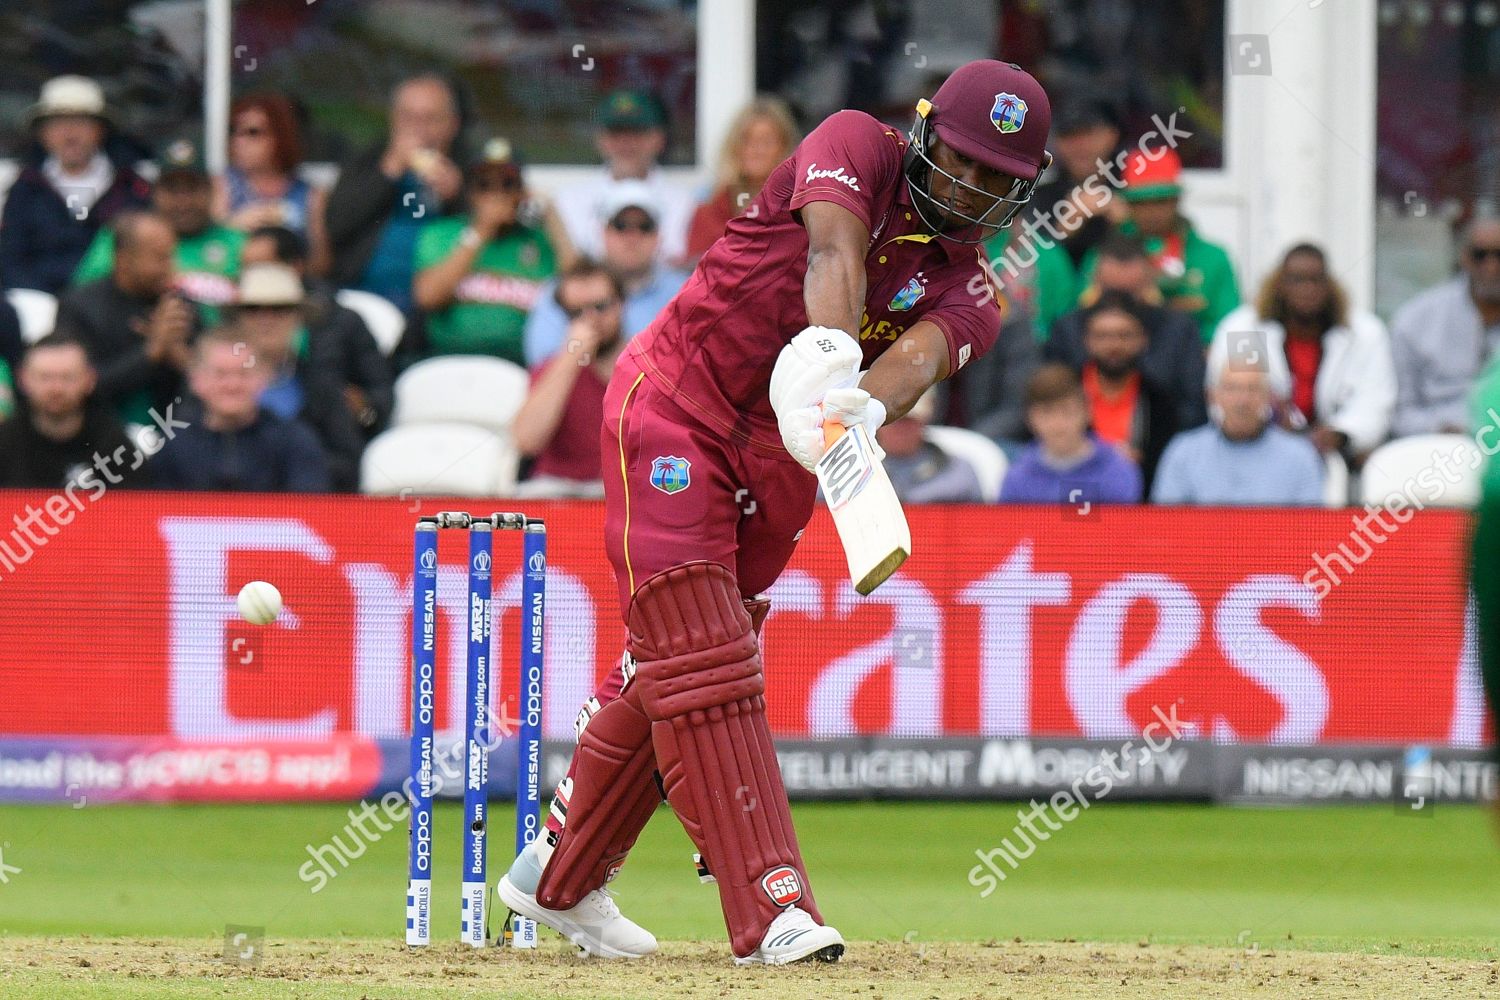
[{"left": 237, "top": 581, "right": 282, "bottom": 625}]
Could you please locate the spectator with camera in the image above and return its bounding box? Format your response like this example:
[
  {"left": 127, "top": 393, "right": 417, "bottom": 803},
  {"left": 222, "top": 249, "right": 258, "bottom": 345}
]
[{"left": 55, "top": 211, "right": 203, "bottom": 425}]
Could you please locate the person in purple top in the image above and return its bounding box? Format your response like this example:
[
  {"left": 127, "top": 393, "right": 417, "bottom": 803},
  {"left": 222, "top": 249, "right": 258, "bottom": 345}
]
[{"left": 1001, "top": 362, "right": 1143, "bottom": 504}]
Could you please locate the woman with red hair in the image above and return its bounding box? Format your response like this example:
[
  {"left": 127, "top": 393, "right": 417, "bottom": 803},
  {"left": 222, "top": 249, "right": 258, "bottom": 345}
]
[{"left": 212, "top": 93, "right": 330, "bottom": 274}]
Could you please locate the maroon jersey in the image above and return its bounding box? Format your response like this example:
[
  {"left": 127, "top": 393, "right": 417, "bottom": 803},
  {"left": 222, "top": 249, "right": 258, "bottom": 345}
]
[{"left": 627, "top": 109, "right": 1003, "bottom": 456}]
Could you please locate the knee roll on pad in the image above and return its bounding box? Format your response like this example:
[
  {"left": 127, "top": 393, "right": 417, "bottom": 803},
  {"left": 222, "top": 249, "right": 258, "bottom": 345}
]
[{"left": 628, "top": 562, "right": 821, "bottom": 957}]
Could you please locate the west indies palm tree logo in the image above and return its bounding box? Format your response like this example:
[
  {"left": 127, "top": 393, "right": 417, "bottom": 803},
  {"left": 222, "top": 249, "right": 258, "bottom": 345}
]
[{"left": 991, "top": 92, "right": 1027, "bottom": 134}]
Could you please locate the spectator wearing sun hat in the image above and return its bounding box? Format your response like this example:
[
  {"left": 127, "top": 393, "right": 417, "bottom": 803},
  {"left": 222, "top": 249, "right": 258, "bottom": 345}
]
[
  {"left": 0, "top": 75, "right": 151, "bottom": 294},
  {"left": 228, "top": 262, "right": 371, "bottom": 490},
  {"left": 412, "top": 138, "right": 557, "bottom": 366},
  {"left": 73, "top": 138, "right": 244, "bottom": 313},
  {"left": 1080, "top": 147, "right": 1238, "bottom": 341},
  {"left": 552, "top": 88, "right": 695, "bottom": 265}
]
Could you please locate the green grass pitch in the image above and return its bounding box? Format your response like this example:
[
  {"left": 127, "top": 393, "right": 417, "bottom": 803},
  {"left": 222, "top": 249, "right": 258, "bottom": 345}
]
[{"left": 1, "top": 799, "right": 1496, "bottom": 957}]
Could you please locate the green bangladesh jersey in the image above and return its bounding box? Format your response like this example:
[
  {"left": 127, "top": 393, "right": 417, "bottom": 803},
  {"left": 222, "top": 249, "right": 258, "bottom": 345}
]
[
  {"left": 1471, "top": 364, "right": 1500, "bottom": 754},
  {"left": 982, "top": 226, "right": 1080, "bottom": 341},
  {"left": 74, "top": 225, "right": 244, "bottom": 310},
  {"left": 0, "top": 358, "right": 12, "bottom": 421},
  {"left": 1079, "top": 219, "right": 1240, "bottom": 342},
  {"left": 414, "top": 219, "right": 555, "bottom": 366}
]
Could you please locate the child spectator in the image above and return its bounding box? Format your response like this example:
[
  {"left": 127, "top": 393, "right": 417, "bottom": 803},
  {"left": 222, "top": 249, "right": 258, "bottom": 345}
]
[{"left": 1001, "top": 364, "right": 1142, "bottom": 504}]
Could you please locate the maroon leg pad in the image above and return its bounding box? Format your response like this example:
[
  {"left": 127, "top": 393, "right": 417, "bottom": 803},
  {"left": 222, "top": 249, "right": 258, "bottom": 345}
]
[
  {"left": 536, "top": 597, "right": 775, "bottom": 911},
  {"left": 629, "top": 562, "right": 820, "bottom": 957},
  {"left": 534, "top": 682, "right": 660, "bottom": 910}
]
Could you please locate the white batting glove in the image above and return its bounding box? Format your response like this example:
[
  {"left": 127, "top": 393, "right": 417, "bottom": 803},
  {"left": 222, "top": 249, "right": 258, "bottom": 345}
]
[
  {"left": 780, "top": 386, "right": 888, "bottom": 471},
  {"left": 769, "top": 326, "right": 863, "bottom": 418}
]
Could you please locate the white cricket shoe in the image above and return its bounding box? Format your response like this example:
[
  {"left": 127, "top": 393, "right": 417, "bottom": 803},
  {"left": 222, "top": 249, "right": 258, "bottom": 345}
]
[
  {"left": 734, "top": 907, "right": 845, "bottom": 966},
  {"left": 497, "top": 874, "right": 658, "bottom": 959}
]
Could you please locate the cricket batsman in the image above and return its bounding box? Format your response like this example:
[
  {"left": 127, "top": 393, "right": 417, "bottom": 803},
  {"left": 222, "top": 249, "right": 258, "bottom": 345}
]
[{"left": 499, "top": 60, "right": 1051, "bottom": 964}]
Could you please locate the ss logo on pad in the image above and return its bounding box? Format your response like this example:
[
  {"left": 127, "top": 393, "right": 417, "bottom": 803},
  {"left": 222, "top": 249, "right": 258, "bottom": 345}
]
[{"left": 761, "top": 865, "right": 803, "bottom": 906}]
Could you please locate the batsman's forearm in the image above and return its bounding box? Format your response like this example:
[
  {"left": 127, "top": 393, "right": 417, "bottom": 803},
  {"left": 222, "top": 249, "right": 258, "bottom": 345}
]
[
  {"left": 803, "top": 247, "right": 865, "bottom": 338},
  {"left": 859, "top": 322, "right": 948, "bottom": 422}
]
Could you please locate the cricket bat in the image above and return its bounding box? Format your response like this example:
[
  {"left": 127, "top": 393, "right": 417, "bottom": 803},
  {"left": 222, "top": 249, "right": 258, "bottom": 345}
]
[{"left": 815, "top": 420, "right": 911, "bottom": 595}]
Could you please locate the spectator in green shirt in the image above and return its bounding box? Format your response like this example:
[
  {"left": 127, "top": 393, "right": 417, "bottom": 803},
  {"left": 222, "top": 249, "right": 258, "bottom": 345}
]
[
  {"left": 73, "top": 139, "right": 243, "bottom": 313},
  {"left": 412, "top": 139, "right": 555, "bottom": 366},
  {"left": 1080, "top": 147, "right": 1238, "bottom": 341}
]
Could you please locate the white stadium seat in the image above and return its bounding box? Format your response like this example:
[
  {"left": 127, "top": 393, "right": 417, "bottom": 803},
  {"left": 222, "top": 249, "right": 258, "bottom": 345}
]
[
  {"left": 1323, "top": 450, "right": 1350, "bottom": 508},
  {"left": 7, "top": 288, "right": 58, "bottom": 344},
  {"left": 360, "top": 422, "right": 518, "bottom": 497},
  {"left": 923, "top": 424, "right": 1009, "bottom": 502},
  {"left": 335, "top": 289, "right": 405, "bottom": 356},
  {"left": 393, "top": 355, "right": 530, "bottom": 435},
  {"left": 1359, "top": 433, "right": 1483, "bottom": 509}
]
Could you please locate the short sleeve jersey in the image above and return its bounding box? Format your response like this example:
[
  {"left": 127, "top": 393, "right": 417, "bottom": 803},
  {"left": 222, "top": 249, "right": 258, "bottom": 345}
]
[
  {"left": 627, "top": 109, "right": 1003, "bottom": 455},
  {"left": 415, "top": 218, "right": 555, "bottom": 365}
]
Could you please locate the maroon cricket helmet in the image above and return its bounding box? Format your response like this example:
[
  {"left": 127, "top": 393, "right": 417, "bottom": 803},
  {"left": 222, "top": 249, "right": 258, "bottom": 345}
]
[
  {"left": 929, "top": 59, "right": 1051, "bottom": 180},
  {"left": 905, "top": 60, "right": 1053, "bottom": 241}
]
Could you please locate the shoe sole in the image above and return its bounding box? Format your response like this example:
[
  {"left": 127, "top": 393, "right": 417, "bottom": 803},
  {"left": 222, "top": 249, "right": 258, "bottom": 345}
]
[
  {"left": 733, "top": 937, "right": 845, "bottom": 966},
  {"left": 496, "top": 876, "right": 656, "bottom": 960}
]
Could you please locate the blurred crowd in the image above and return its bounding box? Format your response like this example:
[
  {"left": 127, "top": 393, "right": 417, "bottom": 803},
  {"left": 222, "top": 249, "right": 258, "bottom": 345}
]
[{"left": 0, "top": 73, "right": 1493, "bottom": 509}]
